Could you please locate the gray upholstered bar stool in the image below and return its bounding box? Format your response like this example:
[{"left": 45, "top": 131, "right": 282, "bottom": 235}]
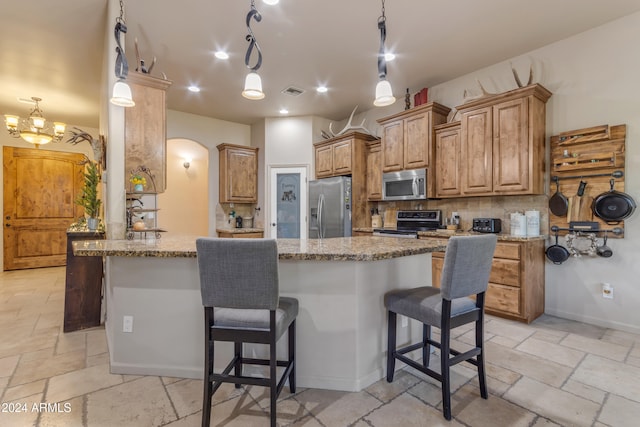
[
  {"left": 384, "top": 234, "right": 497, "bottom": 420},
  {"left": 196, "top": 237, "right": 298, "bottom": 427}
]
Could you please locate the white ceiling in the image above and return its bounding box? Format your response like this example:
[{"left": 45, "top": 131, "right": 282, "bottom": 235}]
[{"left": 2, "top": 0, "right": 640, "bottom": 129}]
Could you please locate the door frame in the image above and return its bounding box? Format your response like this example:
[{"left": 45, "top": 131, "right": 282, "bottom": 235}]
[{"left": 268, "top": 165, "right": 308, "bottom": 239}]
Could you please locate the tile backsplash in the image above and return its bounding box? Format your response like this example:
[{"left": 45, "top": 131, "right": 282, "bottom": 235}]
[{"left": 373, "top": 195, "right": 548, "bottom": 234}]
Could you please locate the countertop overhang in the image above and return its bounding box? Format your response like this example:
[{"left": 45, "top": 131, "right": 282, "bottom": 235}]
[{"left": 72, "top": 235, "right": 448, "bottom": 261}]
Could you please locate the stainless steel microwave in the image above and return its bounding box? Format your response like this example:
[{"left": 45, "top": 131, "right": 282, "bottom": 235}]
[{"left": 382, "top": 168, "right": 427, "bottom": 201}]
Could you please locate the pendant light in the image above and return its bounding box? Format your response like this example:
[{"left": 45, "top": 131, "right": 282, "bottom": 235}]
[
  {"left": 110, "top": 0, "right": 135, "bottom": 107},
  {"left": 242, "top": 0, "right": 265, "bottom": 100},
  {"left": 374, "top": 0, "right": 396, "bottom": 107}
]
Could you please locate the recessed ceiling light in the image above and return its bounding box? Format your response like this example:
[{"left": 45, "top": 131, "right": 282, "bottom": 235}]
[
  {"left": 214, "top": 51, "right": 229, "bottom": 60},
  {"left": 187, "top": 85, "right": 201, "bottom": 93},
  {"left": 316, "top": 86, "right": 328, "bottom": 93},
  {"left": 279, "top": 108, "right": 289, "bottom": 115},
  {"left": 384, "top": 52, "right": 396, "bottom": 61},
  {"left": 263, "top": 0, "right": 279, "bottom": 5}
]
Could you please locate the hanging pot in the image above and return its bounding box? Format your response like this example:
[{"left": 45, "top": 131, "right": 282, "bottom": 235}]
[
  {"left": 592, "top": 179, "right": 636, "bottom": 224},
  {"left": 549, "top": 177, "right": 569, "bottom": 217},
  {"left": 596, "top": 233, "right": 613, "bottom": 258},
  {"left": 546, "top": 230, "right": 570, "bottom": 265}
]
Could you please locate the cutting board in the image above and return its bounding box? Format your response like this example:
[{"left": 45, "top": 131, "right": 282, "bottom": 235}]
[
  {"left": 383, "top": 208, "right": 397, "bottom": 229},
  {"left": 568, "top": 194, "right": 594, "bottom": 222}
]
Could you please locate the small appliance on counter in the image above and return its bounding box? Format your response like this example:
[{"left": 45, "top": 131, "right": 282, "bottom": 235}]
[{"left": 472, "top": 218, "right": 502, "bottom": 233}]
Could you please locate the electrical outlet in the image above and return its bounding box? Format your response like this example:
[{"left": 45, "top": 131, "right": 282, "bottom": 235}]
[
  {"left": 602, "top": 283, "right": 614, "bottom": 299},
  {"left": 123, "top": 315, "right": 134, "bottom": 333},
  {"left": 401, "top": 315, "right": 408, "bottom": 328}
]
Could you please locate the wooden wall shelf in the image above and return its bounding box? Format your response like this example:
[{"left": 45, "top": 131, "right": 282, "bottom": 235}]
[{"left": 549, "top": 124, "right": 627, "bottom": 237}]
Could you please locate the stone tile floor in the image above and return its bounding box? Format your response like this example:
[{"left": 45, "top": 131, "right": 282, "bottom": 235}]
[{"left": 1, "top": 267, "right": 640, "bottom": 426}]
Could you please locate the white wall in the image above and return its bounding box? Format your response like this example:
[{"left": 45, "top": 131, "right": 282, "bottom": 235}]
[
  {"left": 166, "top": 109, "right": 251, "bottom": 236},
  {"left": 158, "top": 138, "right": 209, "bottom": 236},
  {"left": 345, "top": 12, "right": 640, "bottom": 333}
]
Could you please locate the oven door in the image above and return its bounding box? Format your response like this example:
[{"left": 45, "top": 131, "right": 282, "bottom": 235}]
[{"left": 372, "top": 230, "right": 418, "bottom": 239}]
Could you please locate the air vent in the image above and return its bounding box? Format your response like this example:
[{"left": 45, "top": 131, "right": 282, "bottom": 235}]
[{"left": 281, "top": 86, "right": 305, "bottom": 96}]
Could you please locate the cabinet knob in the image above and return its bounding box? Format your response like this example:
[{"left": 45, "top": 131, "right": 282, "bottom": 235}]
[
  {"left": 271, "top": 223, "right": 276, "bottom": 226},
  {"left": 5, "top": 223, "right": 10, "bottom": 227}
]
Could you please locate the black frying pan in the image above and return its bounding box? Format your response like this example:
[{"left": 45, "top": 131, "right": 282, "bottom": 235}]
[
  {"left": 592, "top": 179, "right": 636, "bottom": 224},
  {"left": 549, "top": 177, "right": 568, "bottom": 217},
  {"left": 546, "top": 227, "right": 570, "bottom": 264}
]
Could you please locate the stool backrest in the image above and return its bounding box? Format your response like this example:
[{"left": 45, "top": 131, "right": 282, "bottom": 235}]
[
  {"left": 196, "top": 237, "right": 279, "bottom": 310},
  {"left": 440, "top": 235, "right": 497, "bottom": 300}
]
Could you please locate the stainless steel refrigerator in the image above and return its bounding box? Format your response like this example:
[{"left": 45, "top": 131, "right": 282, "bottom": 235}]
[{"left": 308, "top": 176, "right": 352, "bottom": 239}]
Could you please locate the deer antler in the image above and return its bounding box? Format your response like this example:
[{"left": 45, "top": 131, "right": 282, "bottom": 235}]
[{"left": 511, "top": 63, "right": 533, "bottom": 88}]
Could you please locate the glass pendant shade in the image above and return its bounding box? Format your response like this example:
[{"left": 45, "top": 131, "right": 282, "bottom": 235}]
[
  {"left": 374, "top": 79, "right": 396, "bottom": 107},
  {"left": 111, "top": 80, "right": 136, "bottom": 107},
  {"left": 242, "top": 72, "right": 265, "bottom": 100}
]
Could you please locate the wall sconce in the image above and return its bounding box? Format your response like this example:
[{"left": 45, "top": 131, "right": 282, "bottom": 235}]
[{"left": 183, "top": 158, "right": 192, "bottom": 169}]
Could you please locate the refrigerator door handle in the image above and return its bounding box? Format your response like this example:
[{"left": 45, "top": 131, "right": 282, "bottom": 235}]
[{"left": 318, "top": 194, "right": 324, "bottom": 239}]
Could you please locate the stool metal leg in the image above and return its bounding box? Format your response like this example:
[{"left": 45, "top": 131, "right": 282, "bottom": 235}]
[
  {"left": 288, "top": 320, "right": 296, "bottom": 393},
  {"left": 202, "top": 309, "right": 214, "bottom": 427},
  {"left": 386, "top": 311, "right": 397, "bottom": 382},
  {"left": 441, "top": 302, "right": 452, "bottom": 421},
  {"left": 234, "top": 342, "right": 242, "bottom": 389},
  {"left": 422, "top": 324, "right": 431, "bottom": 367}
]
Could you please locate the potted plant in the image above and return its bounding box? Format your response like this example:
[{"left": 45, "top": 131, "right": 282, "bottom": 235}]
[
  {"left": 75, "top": 161, "right": 102, "bottom": 231},
  {"left": 130, "top": 172, "right": 147, "bottom": 191}
]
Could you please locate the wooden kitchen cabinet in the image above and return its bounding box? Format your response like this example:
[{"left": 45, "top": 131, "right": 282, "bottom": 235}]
[
  {"left": 124, "top": 72, "right": 172, "bottom": 193},
  {"left": 365, "top": 140, "right": 382, "bottom": 200},
  {"left": 64, "top": 231, "right": 105, "bottom": 332},
  {"left": 314, "top": 137, "right": 355, "bottom": 178},
  {"left": 457, "top": 84, "right": 551, "bottom": 197},
  {"left": 217, "top": 143, "right": 258, "bottom": 203},
  {"left": 425, "top": 237, "right": 544, "bottom": 323},
  {"left": 377, "top": 102, "right": 450, "bottom": 197},
  {"left": 434, "top": 122, "right": 462, "bottom": 198}
]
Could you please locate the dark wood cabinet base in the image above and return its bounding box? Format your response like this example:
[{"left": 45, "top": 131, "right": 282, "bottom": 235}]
[{"left": 64, "top": 232, "right": 105, "bottom": 332}]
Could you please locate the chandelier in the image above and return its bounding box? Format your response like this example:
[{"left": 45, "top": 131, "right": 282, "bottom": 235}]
[
  {"left": 4, "top": 97, "right": 66, "bottom": 147},
  {"left": 374, "top": 0, "right": 396, "bottom": 107},
  {"left": 242, "top": 0, "right": 265, "bottom": 100}
]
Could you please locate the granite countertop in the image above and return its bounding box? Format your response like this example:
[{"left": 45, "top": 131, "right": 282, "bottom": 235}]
[
  {"left": 216, "top": 228, "right": 264, "bottom": 234},
  {"left": 417, "top": 230, "right": 547, "bottom": 241},
  {"left": 72, "top": 235, "right": 448, "bottom": 261}
]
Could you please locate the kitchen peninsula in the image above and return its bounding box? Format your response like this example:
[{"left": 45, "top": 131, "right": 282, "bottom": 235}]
[{"left": 74, "top": 236, "right": 447, "bottom": 391}]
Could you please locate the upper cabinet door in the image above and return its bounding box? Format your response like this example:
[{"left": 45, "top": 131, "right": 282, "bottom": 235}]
[
  {"left": 434, "top": 123, "right": 462, "bottom": 198},
  {"left": 493, "top": 98, "right": 529, "bottom": 193},
  {"left": 218, "top": 144, "right": 258, "bottom": 203},
  {"left": 332, "top": 139, "right": 353, "bottom": 175},
  {"left": 461, "top": 106, "right": 493, "bottom": 195},
  {"left": 403, "top": 112, "right": 429, "bottom": 170},
  {"left": 315, "top": 144, "right": 334, "bottom": 178},
  {"left": 124, "top": 73, "right": 172, "bottom": 193},
  {"left": 381, "top": 120, "right": 404, "bottom": 172}
]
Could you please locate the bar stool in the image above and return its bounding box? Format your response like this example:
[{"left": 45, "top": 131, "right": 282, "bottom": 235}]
[
  {"left": 196, "top": 237, "right": 298, "bottom": 427},
  {"left": 384, "top": 234, "right": 497, "bottom": 420}
]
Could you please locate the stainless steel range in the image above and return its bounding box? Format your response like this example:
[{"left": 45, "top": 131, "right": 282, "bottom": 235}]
[{"left": 373, "top": 210, "right": 442, "bottom": 238}]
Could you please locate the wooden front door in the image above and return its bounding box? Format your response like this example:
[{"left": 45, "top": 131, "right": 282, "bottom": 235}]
[{"left": 3, "top": 147, "right": 86, "bottom": 270}]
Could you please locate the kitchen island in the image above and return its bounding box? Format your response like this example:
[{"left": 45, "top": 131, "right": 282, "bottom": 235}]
[{"left": 74, "top": 236, "right": 447, "bottom": 391}]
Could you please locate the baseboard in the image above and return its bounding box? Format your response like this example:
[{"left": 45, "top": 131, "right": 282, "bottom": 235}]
[{"left": 544, "top": 309, "right": 640, "bottom": 335}]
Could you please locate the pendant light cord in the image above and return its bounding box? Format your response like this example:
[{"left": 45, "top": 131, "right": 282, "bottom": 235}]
[
  {"left": 377, "top": 0, "right": 388, "bottom": 80},
  {"left": 245, "top": 0, "right": 263, "bottom": 72},
  {"left": 114, "top": 0, "right": 129, "bottom": 79}
]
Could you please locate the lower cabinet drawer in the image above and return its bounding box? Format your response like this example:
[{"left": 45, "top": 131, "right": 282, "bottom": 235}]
[
  {"left": 486, "top": 283, "right": 521, "bottom": 315},
  {"left": 489, "top": 258, "right": 520, "bottom": 287}
]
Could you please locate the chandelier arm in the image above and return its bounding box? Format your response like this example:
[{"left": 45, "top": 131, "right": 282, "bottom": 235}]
[
  {"left": 244, "top": 5, "right": 263, "bottom": 72},
  {"left": 114, "top": 21, "right": 129, "bottom": 79}
]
